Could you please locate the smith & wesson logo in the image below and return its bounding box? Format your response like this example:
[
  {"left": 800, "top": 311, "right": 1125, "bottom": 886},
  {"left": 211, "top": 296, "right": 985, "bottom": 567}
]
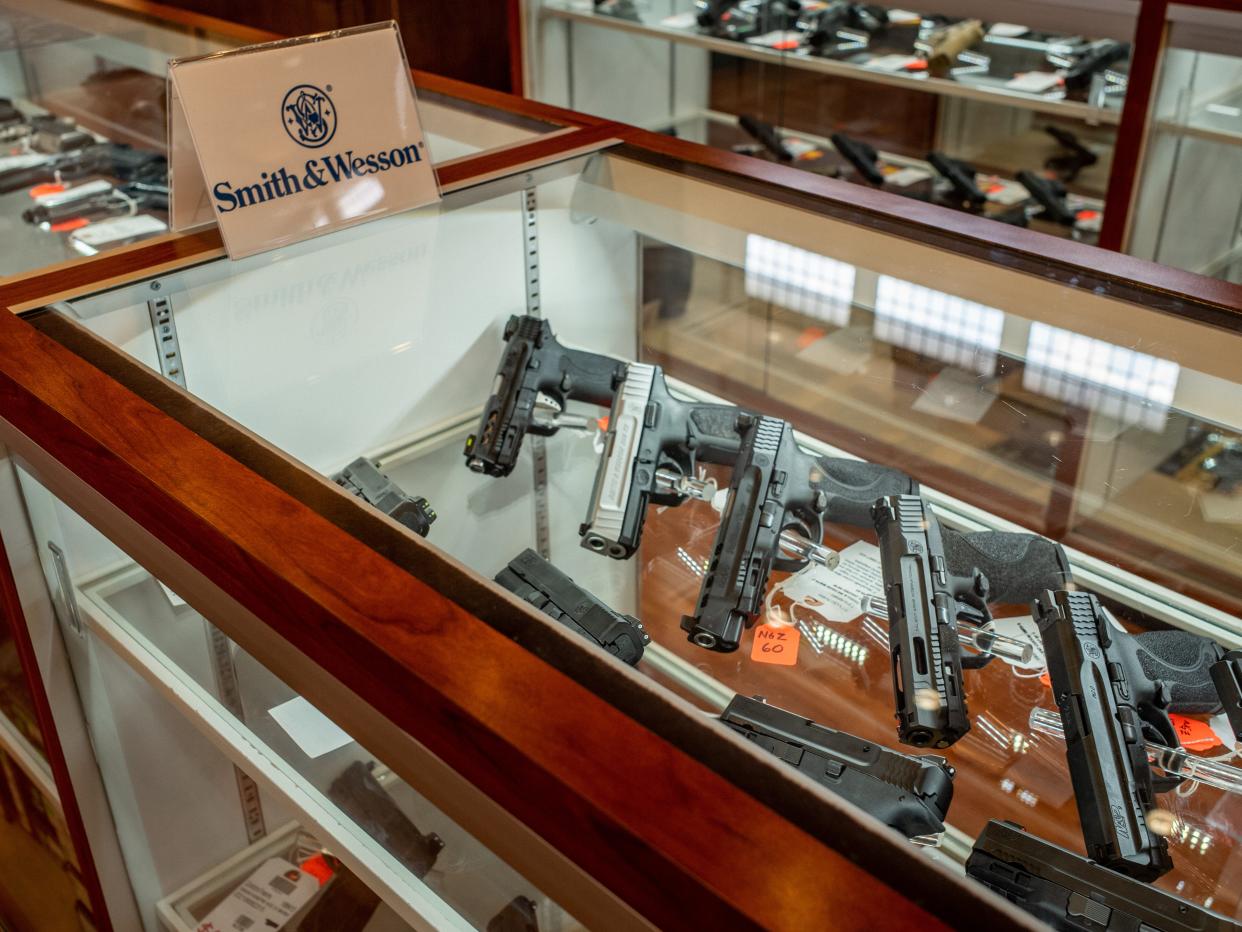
[{"left": 213, "top": 82, "right": 423, "bottom": 213}]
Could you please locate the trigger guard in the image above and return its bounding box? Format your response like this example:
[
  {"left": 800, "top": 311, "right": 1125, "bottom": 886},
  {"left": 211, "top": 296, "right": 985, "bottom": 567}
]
[
  {"left": 1141, "top": 720, "right": 1185, "bottom": 792},
  {"left": 773, "top": 515, "right": 818, "bottom": 575}
]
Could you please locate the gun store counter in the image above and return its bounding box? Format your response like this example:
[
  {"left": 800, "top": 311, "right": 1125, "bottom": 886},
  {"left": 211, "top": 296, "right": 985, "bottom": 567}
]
[{"left": 1, "top": 46, "right": 1242, "bottom": 932}]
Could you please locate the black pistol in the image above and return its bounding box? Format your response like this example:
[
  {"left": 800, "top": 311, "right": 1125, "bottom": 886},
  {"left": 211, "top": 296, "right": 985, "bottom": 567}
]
[
  {"left": 1035, "top": 591, "right": 1181, "bottom": 880},
  {"left": 681, "top": 414, "right": 915, "bottom": 652},
  {"left": 495, "top": 549, "right": 649, "bottom": 664},
  {"left": 465, "top": 315, "right": 626, "bottom": 478},
  {"left": 333, "top": 457, "right": 436, "bottom": 537},
  {"left": 873, "top": 495, "right": 1071, "bottom": 749},
  {"left": 967, "top": 820, "right": 1242, "bottom": 932},
  {"left": 722, "top": 695, "right": 954, "bottom": 840},
  {"left": 927, "top": 151, "right": 986, "bottom": 209},
  {"left": 328, "top": 761, "right": 444, "bottom": 879},
  {"left": 1017, "top": 170, "right": 1079, "bottom": 227},
  {"left": 830, "top": 131, "right": 886, "bottom": 185},
  {"left": 1062, "top": 40, "right": 1131, "bottom": 94}
]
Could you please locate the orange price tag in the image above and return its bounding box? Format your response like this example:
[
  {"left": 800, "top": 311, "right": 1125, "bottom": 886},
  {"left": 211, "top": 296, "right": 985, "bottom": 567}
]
[
  {"left": 751, "top": 624, "right": 800, "bottom": 666},
  {"left": 298, "top": 853, "right": 336, "bottom": 886},
  {"left": 1169, "top": 714, "right": 1222, "bottom": 752}
]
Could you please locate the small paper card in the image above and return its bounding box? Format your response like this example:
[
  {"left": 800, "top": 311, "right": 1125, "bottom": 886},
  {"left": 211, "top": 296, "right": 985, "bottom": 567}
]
[
  {"left": 167, "top": 22, "right": 440, "bottom": 259},
  {"left": 269, "top": 696, "right": 355, "bottom": 759}
]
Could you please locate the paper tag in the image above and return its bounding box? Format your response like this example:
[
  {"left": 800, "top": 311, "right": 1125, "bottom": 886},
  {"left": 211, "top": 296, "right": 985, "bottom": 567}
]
[
  {"left": 157, "top": 581, "right": 187, "bottom": 607},
  {"left": 34, "top": 178, "right": 112, "bottom": 205},
  {"left": 911, "top": 369, "right": 998, "bottom": 425},
  {"left": 662, "top": 11, "right": 698, "bottom": 28},
  {"left": 887, "top": 9, "right": 922, "bottom": 24},
  {"left": 1199, "top": 492, "right": 1242, "bottom": 525},
  {"left": 1170, "top": 714, "right": 1223, "bottom": 752},
  {"left": 982, "top": 615, "right": 1046, "bottom": 672},
  {"left": 1006, "top": 72, "right": 1062, "bottom": 94},
  {"left": 864, "top": 54, "right": 924, "bottom": 73},
  {"left": 776, "top": 540, "right": 882, "bottom": 623},
  {"left": 269, "top": 696, "right": 354, "bottom": 758},
  {"left": 982, "top": 176, "right": 1030, "bottom": 206},
  {"left": 795, "top": 325, "right": 871, "bottom": 375},
  {"left": 745, "top": 31, "right": 803, "bottom": 50},
  {"left": 196, "top": 857, "right": 319, "bottom": 932},
  {"left": 988, "top": 23, "right": 1029, "bottom": 38},
  {"left": 69, "top": 214, "right": 166, "bottom": 249},
  {"left": 0, "top": 152, "right": 48, "bottom": 172},
  {"left": 883, "top": 166, "right": 932, "bottom": 188},
  {"left": 751, "top": 624, "right": 800, "bottom": 665},
  {"left": 167, "top": 23, "right": 440, "bottom": 258}
]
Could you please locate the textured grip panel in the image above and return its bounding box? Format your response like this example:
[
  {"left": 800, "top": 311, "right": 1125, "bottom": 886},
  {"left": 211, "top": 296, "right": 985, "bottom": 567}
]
[
  {"left": 1132, "top": 630, "right": 1224, "bottom": 714},
  {"left": 815, "top": 457, "right": 918, "bottom": 527},
  {"left": 942, "top": 530, "right": 1071, "bottom": 603}
]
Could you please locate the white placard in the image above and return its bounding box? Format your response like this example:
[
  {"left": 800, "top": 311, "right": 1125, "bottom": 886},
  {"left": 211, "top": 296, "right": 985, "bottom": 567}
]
[
  {"left": 167, "top": 22, "right": 440, "bottom": 259},
  {"left": 774, "top": 540, "right": 883, "bottom": 623},
  {"left": 884, "top": 166, "right": 932, "bottom": 188},
  {"left": 269, "top": 696, "right": 355, "bottom": 759},
  {"left": 196, "top": 857, "right": 319, "bottom": 932},
  {"left": 1006, "top": 72, "right": 1063, "bottom": 94},
  {"left": 911, "top": 368, "right": 998, "bottom": 425}
]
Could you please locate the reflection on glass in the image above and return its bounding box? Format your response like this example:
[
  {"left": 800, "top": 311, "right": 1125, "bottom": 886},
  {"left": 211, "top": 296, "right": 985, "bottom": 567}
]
[
  {"left": 744, "top": 234, "right": 855, "bottom": 325},
  {"left": 1022, "top": 322, "right": 1180, "bottom": 431},
  {"left": 873, "top": 276, "right": 1005, "bottom": 375}
]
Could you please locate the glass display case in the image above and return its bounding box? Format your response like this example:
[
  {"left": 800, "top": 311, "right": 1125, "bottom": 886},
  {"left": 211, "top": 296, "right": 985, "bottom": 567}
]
[
  {"left": 525, "top": 0, "right": 1134, "bottom": 243},
  {"left": 1129, "top": 5, "right": 1242, "bottom": 284},
  {"left": 1, "top": 88, "right": 1241, "bottom": 931},
  {"left": 0, "top": 0, "right": 567, "bottom": 278}
]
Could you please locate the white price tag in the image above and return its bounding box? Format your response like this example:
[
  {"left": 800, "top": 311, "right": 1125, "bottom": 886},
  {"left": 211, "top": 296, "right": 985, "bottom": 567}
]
[
  {"left": 1006, "top": 72, "right": 1063, "bottom": 94},
  {"left": 196, "top": 857, "right": 319, "bottom": 932},
  {"left": 269, "top": 696, "right": 355, "bottom": 759},
  {"left": 988, "top": 23, "right": 1029, "bottom": 38},
  {"left": 745, "top": 30, "right": 803, "bottom": 49},
  {"left": 775, "top": 540, "right": 882, "bottom": 623},
  {"left": 864, "top": 54, "right": 923, "bottom": 73},
  {"left": 661, "top": 11, "right": 698, "bottom": 28},
  {"left": 70, "top": 214, "right": 167, "bottom": 253},
  {"left": 884, "top": 166, "right": 932, "bottom": 188}
]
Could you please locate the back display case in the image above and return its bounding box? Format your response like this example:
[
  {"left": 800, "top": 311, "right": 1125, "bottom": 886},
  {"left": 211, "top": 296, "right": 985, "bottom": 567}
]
[{"left": 0, "top": 65, "right": 1241, "bottom": 932}]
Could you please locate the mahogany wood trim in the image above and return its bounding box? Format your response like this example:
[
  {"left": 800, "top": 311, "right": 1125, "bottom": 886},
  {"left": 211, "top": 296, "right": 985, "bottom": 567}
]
[
  {"left": 507, "top": 0, "right": 527, "bottom": 95},
  {"left": 77, "top": 0, "right": 282, "bottom": 44},
  {"left": 608, "top": 129, "right": 1242, "bottom": 330},
  {"left": 0, "top": 306, "right": 1035, "bottom": 930},
  {"left": 0, "top": 525, "right": 113, "bottom": 930},
  {"left": 1099, "top": 0, "right": 1171, "bottom": 251},
  {"left": 411, "top": 69, "right": 608, "bottom": 129}
]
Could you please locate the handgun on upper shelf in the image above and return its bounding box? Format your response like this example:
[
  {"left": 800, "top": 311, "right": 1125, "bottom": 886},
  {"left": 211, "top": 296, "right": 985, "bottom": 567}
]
[
  {"left": 870, "top": 495, "right": 1072, "bottom": 749},
  {"left": 967, "top": 820, "right": 1242, "bottom": 932},
  {"left": 722, "top": 694, "right": 954, "bottom": 841},
  {"left": 495, "top": 549, "right": 649, "bottom": 665},
  {"left": 23, "top": 181, "right": 168, "bottom": 227},
  {"left": 1034, "top": 589, "right": 1232, "bottom": 881},
  {"left": 680, "top": 413, "right": 915, "bottom": 652},
  {"left": 332, "top": 457, "right": 436, "bottom": 537}
]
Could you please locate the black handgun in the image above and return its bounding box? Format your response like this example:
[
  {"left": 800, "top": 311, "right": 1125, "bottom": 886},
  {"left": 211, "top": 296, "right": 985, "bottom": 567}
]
[
  {"left": 328, "top": 761, "right": 444, "bottom": 879},
  {"left": 681, "top": 414, "right": 916, "bottom": 652},
  {"left": 1017, "top": 170, "right": 1079, "bottom": 227},
  {"left": 465, "top": 315, "right": 627, "bottom": 478},
  {"left": 738, "top": 114, "right": 794, "bottom": 162},
  {"left": 0, "top": 142, "right": 165, "bottom": 195},
  {"left": 1034, "top": 590, "right": 1203, "bottom": 880},
  {"left": 927, "top": 152, "right": 986, "bottom": 208},
  {"left": 0, "top": 145, "right": 110, "bottom": 195},
  {"left": 1211, "top": 651, "right": 1242, "bottom": 746},
  {"left": 1062, "top": 40, "right": 1131, "bottom": 94},
  {"left": 830, "top": 132, "right": 885, "bottom": 185},
  {"left": 30, "top": 117, "right": 94, "bottom": 154},
  {"left": 579, "top": 362, "right": 743, "bottom": 560},
  {"left": 22, "top": 181, "right": 168, "bottom": 227},
  {"left": 722, "top": 695, "right": 954, "bottom": 839},
  {"left": 332, "top": 457, "right": 436, "bottom": 537},
  {"left": 967, "top": 820, "right": 1242, "bottom": 932},
  {"left": 873, "top": 495, "right": 1071, "bottom": 749},
  {"left": 487, "top": 896, "right": 539, "bottom": 932},
  {"left": 494, "top": 549, "right": 649, "bottom": 665},
  {"left": 1044, "top": 126, "right": 1098, "bottom": 182}
]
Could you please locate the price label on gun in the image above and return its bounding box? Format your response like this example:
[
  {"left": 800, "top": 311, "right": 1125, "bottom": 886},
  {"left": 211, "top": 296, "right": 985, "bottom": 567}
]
[{"left": 751, "top": 624, "right": 800, "bottom": 666}]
